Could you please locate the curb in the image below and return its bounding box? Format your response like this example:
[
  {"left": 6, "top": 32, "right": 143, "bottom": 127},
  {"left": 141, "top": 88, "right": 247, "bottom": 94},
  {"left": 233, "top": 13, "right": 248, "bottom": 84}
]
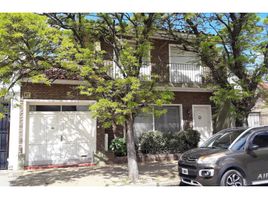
[{"left": 117, "top": 180, "right": 180, "bottom": 186}]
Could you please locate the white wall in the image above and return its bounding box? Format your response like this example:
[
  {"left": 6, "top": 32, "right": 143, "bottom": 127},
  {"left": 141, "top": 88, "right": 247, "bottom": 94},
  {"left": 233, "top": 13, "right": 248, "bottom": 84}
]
[{"left": 8, "top": 84, "right": 21, "bottom": 170}]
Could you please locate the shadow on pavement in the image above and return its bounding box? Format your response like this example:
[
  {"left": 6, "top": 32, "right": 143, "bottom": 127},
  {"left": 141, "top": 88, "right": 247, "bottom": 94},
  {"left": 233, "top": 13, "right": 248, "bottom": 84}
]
[
  {"left": 9, "top": 162, "right": 178, "bottom": 186},
  {"left": 10, "top": 165, "right": 128, "bottom": 186}
]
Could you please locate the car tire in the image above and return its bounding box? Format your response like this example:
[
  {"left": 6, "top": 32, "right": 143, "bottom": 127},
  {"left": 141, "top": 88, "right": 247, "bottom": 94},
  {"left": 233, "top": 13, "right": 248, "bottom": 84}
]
[
  {"left": 179, "top": 181, "right": 189, "bottom": 186},
  {"left": 220, "top": 169, "right": 246, "bottom": 186}
]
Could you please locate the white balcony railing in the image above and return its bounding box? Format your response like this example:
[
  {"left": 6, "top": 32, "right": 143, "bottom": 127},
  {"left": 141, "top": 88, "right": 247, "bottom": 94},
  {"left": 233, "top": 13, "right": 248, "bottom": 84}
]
[
  {"left": 105, "top": 60, "right": 151, "bottom": 80},
  {"left": 169, "top": 63, "right": 202, "bottom": 84},
  {"left": 104, "top": 61, "right": 205, "bottom": 84}
]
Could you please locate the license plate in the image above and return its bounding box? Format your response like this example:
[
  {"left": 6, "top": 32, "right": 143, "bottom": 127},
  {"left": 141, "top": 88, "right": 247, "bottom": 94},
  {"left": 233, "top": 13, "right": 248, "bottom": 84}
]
[{"left": 182, "top": 168, "right": 189, "bottom": 175}]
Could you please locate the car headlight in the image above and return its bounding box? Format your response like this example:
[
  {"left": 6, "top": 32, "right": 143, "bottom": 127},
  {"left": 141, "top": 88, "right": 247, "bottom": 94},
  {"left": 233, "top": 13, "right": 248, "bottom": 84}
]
[
  {"left": 197, "top": 153, "right": 225, "bottom": 165},
  {"left": 199, "top": 169, "right": 215, "bottom": 177}
]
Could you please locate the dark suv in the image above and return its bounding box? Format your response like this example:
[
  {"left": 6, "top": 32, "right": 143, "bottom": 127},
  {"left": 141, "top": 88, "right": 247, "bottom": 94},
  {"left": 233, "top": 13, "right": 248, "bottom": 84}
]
[{"left": 178, "top": 126, "right": 268, "bottom": 186}]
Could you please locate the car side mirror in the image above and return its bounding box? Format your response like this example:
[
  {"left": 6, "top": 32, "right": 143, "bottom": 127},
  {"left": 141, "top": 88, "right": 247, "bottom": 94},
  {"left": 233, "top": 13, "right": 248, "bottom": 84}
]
[{"left": 246, "top": 144, "right": 259, "bottom": 152}]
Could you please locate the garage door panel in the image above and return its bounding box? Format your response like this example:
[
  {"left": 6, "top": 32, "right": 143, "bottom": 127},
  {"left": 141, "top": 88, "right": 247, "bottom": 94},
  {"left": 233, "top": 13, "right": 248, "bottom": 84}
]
[
  {"left": 46, "top": 114, "right": 61, "bottom": 144},
  {"left": 77, "top": 142, "right": 93, "bottom": 162},
  {"left": 61, "top": 143, "right": 79, "bottom": 161},
  {"left": 46, "top": 143, "right": 62, "bottom": 165},
  {"left": 27, "top": 106, "right": 96, "bottom": 166},
  {"left": 29, "top": 114, "right": 46, "bottom": 144},
  {"left": 62, "top": 114, "right": 80, "bottom": 142},
  {"left": 28, "top": 144, "right": 47, "bottom": 165},
  {"left": 76, "top": 113, "right": 96, "bottom": 140}
]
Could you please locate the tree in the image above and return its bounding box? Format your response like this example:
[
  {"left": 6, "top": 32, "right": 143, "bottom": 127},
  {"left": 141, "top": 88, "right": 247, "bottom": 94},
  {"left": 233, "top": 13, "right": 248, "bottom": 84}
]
[
  {"left": 0, "top": 13, "right": 74, "bottom": 96},
  {"left": 0, "top": 13, "right": 76, "bottom": 121},
  {"left": 164, "top": 13, "right": 268, "bottom": 128},
  {"left": 44, "top": 13, "right": 174, "bottom": 182}
]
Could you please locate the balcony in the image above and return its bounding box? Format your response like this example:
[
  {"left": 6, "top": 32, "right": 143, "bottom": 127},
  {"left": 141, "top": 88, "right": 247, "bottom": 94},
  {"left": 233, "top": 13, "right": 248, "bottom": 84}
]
[
  {"left": 169, "top": 63, "right": 203, "bottom": 84},
  {"left": 105, "top": 60, "right": 151, "bottom": 80},
  {"left": 104, "top": 61, "right": 210, "bottom": 87}
]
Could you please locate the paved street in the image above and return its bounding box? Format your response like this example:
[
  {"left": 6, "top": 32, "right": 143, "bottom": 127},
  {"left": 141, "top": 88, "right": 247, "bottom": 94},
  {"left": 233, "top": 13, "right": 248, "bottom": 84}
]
[{"left": 0, "top": 161, "right": 179, "bottom": 186}]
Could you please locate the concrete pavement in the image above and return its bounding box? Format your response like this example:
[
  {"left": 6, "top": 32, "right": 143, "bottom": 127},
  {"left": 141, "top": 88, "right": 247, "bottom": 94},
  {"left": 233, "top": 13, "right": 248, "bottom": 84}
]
[
  {"left": 0, "top": 161, "right": 180, "bottom": 186},
  {"left": 0, "top": 171, "right": 10, "bottom": 186}
]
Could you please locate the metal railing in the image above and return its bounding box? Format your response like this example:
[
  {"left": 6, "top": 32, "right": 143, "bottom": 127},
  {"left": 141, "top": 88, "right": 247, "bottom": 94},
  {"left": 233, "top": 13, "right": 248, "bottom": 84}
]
[
  {"left": 104, "top": 60, "right": 151, "bottom": 80},
  {"left": 169, "top": 63, "right": 202, "bottom": 84},
  {"left": 104, "top": 61, "right": 209, "bottom": 85}
]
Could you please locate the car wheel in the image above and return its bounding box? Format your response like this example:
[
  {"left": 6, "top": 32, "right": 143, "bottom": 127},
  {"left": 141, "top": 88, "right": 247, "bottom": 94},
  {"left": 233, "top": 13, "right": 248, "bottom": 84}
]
[
  {"left": 220, "top": 169, "right": 246, "bottom": 186},
  {"left": 179, "top": 181, "right": 189, "bottom": 186}
]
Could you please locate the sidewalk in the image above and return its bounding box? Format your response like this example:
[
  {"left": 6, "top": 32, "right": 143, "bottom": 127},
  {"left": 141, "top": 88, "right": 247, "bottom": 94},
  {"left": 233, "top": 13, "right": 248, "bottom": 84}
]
[
  {"left": 0, "top": 171, "right": 9, "bottom": 186},
  {"left": 4, "top": 161, "right": 179, "bottom": 186}
]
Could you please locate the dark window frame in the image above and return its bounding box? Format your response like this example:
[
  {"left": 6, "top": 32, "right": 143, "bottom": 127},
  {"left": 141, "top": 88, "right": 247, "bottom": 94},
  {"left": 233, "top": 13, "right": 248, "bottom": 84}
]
[
  {"left": 29, "top": 105, "right": 90, "bottom": 112},
  {"left": 251, "top": 131, "right": 268, "bottom": 149}
]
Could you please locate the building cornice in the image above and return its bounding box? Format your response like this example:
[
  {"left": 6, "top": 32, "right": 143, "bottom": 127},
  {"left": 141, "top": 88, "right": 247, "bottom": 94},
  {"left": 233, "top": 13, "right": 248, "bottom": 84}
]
[{"left": 22, "top": 79, "right": 213, "bottom": 93}]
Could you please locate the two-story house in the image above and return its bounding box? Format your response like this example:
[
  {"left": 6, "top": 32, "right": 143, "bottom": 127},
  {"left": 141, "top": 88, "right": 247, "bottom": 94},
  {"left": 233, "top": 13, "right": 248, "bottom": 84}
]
[{"left": 4, "top": 32, "right": 214, "bottom": 170}]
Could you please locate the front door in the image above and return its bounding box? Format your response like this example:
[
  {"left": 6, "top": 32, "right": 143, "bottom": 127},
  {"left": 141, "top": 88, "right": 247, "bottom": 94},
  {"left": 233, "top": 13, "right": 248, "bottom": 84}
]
[{"left": 192, "top": 105, "right": 213, "bottom": 145}]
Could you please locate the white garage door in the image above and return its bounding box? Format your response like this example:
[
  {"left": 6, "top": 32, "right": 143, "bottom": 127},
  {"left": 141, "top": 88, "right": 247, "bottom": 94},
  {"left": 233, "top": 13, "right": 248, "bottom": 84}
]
[{"left": 27, "top": 105, "right": 96, "bottom": 166}]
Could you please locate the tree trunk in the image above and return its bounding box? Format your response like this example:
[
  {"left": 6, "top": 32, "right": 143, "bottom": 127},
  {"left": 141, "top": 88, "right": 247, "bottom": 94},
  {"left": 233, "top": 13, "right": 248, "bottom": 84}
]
[
  {"left": 235, "top": 118, "right": 244, "bottom": 127},
  {"left": 235, "top": 116, "right": 248, "bottom": 127},
  {"left": 112, "top": 121, "right": 117, "bottom": 138},
  {"left": 123, "top": 122, "right": 127, "bottom": 139},
  {"left": 126, "top": 115, "right": 139, "bottom": 183}
]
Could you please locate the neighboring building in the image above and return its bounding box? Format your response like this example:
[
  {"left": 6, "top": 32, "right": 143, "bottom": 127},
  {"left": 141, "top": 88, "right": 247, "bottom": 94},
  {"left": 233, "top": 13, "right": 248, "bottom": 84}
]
[
  {"left": 248, "top": 82, "right": 268, "bottom": 127},
  {"left": 5, "top": 33, "right": 214, "bottom": 170}
]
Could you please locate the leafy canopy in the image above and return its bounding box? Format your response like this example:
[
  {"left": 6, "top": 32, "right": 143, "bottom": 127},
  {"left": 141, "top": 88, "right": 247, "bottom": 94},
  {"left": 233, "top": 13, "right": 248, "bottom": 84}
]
[{"left": 0, "top": 13, "right": 74, "bottom": 97}]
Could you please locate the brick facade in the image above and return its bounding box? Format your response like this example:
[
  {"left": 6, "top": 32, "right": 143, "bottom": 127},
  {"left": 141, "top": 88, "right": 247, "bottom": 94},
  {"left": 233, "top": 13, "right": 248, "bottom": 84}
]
[
  {"left": 17, "top": 38, "right": 213, "bottom": 165},
  {"left": 20, "top": 82, "right": 212, "bottom": 154},
  {"left": 21, "top": 82, "right": 91, "bottom": 100},
  {"left": 20, "top": 82, "right": 107, "bottom": 153},
  {"left": 101, "top": 38, "right": 177, "bottom": 83}
]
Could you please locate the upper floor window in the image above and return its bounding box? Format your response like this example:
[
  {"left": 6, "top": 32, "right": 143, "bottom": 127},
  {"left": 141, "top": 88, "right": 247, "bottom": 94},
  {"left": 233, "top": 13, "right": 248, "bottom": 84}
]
[
  {"left": 169, "top": 45, "right": 199, "bottom": 64},
  {"left": 169, "top": 44, "right": 202, "bottom": 84}
]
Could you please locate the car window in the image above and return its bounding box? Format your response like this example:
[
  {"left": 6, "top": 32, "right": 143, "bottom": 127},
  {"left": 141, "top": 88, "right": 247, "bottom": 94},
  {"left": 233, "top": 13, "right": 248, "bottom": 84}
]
[
  {"left": 211, "top": 130, "right": 244, "bottom": 149},
  {"left": 230, "top": 130, "right": 254, "bottom": 151},
  {"left": 252, "top": 132, "right": 268, "bottom": 149},
  {"left": 201, "top": 129, "right": 246, "bottom": 149}
]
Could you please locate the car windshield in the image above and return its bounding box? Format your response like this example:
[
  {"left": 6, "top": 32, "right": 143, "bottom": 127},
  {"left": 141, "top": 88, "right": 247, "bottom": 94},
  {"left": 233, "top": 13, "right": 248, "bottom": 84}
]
[
  {"left": 200, "top": 129, "right": 246, "bottom": 149},
  {"left": 229, "top": 129, "right": 255, "bottom": 151}
]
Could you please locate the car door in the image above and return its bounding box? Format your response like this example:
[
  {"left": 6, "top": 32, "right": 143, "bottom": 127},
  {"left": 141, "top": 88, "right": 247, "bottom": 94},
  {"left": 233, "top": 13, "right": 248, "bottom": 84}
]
[{"left": 245, "top": 131, "right": 268, "bottom": 185}]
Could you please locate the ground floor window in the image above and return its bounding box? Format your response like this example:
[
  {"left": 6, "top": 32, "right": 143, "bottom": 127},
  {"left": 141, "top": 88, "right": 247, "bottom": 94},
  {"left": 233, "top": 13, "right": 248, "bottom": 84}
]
[{"left": 134, "top": 105, "right": 182, "bottom": 137}]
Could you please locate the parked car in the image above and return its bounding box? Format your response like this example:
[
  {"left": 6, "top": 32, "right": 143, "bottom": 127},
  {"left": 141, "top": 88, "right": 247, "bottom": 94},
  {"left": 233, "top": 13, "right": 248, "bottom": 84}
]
[{"left": 178, "top": 126, "right": 268, "bottom": 186}]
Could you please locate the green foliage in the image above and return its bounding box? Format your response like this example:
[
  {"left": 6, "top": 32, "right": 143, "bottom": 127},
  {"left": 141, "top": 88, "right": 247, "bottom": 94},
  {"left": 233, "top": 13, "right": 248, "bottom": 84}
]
[
  {"left": 175, "top": 130, "right": 200, "bottom": 152},
  {"left": 167, "top": 13, "right": 268, "bottom": 126},
  {"left": 65, "top": 14, "right": 175, "bottom": 129},
  {"left": 210, "top": 85, "right": 254, "bottom": 125},
  {"left": 139, "top": 131, "right": 167, "bottom": 154},
  {"left": 109, "top": 137, "right": 127, "bottom": 157},
  {"left": 0, "top": 13, "right": 73, "bottom": 94},
  {"left": 139, "top": 130, "right": 200, "bottom": 154}
]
